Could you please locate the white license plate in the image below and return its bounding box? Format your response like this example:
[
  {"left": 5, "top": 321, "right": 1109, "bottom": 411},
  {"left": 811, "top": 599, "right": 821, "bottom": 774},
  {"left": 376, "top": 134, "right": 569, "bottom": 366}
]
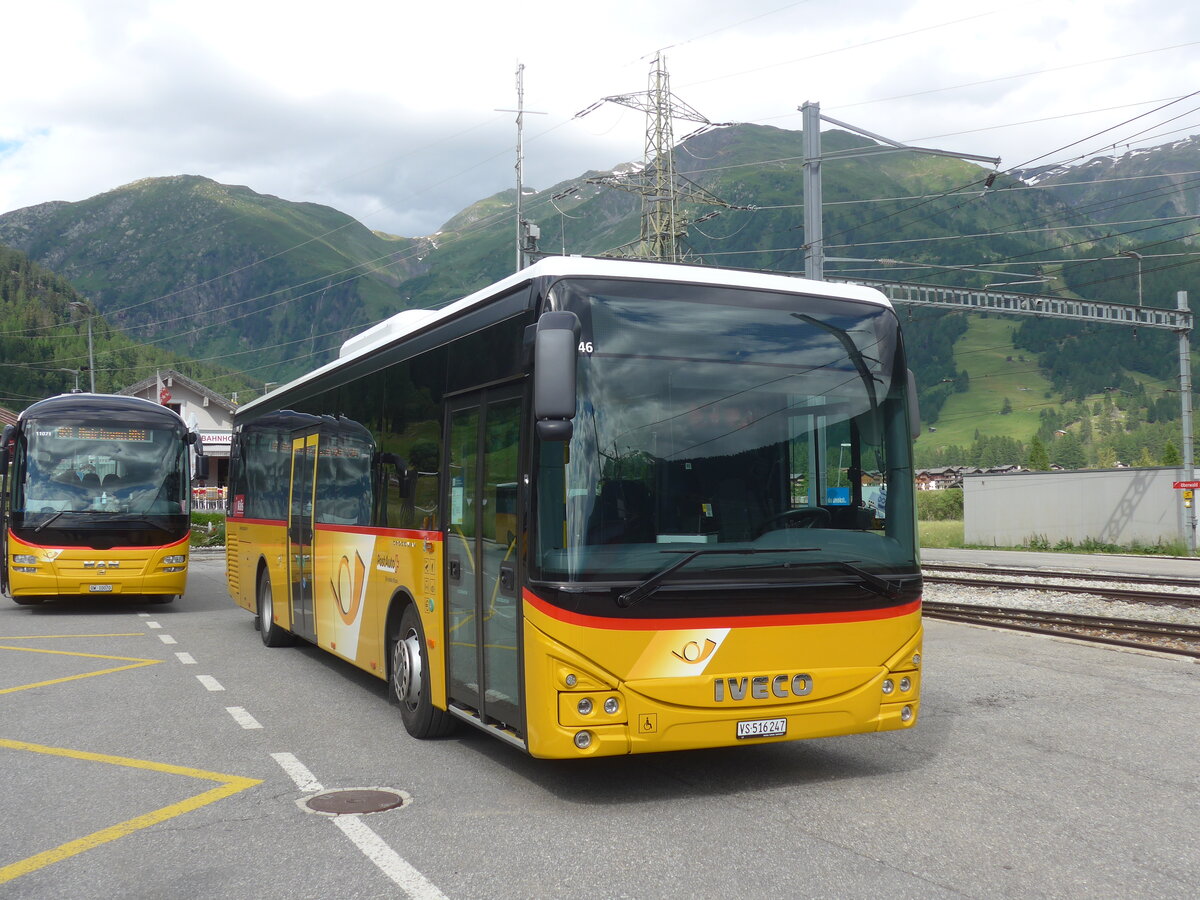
[
  {"left": 88, "top": 584, "right": 114, "bottom": 592},
  {"left": 736, "top": 717, "right": 787, "bottom": 739}
]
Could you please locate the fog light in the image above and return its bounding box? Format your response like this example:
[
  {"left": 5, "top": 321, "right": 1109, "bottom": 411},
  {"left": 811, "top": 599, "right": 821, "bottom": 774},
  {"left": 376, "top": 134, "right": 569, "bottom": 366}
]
[
  {"left": 163, "top": 566, "right": 184, "bottom": 573},
  {"left": 899, "top": 677, "right": 912, "bottom": 692},
  {"left": 900, "top": 705, "right": 914, "bottom": 722},
  {"left": 13, "top": 554, "right": 36, "bottom": 565},
  {"left": 574, "top": 730, "right": 592, "bottom": 749},
  {"left": 163, "top": 555, "right": 185, "bottom": 565},
  {"left": 564, "top": 673, "right": 577, "bottom": 687},
  {"left": 603, "top": 697, "right": 619, "bottom": 715},
  {"left": 882, "top": 678, "right": 894, "bottom": 695},
  {"left": 14, "top": 566, "right": 36, "bottom": 574},
  {"left": 577, "top": 697, "right": 593, "bottom": 715}
]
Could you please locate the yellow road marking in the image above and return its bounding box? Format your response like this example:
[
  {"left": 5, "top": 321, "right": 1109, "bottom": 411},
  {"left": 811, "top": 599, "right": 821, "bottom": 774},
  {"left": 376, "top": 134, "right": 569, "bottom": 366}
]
[
  {"left": 0, "top": 633, "right": 147, "bottom": 640},
  {"left": 0, "top": 643, "right": 161, "bottom": 695},
  {"left": 0, "top": 738, "right": 261, "bottom": 885}
]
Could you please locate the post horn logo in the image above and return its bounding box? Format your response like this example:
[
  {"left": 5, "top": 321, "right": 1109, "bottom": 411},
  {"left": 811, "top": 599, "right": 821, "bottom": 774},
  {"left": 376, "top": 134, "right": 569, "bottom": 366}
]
[{"left": 671, "top": 638, "right": 717, "bottom": 664}]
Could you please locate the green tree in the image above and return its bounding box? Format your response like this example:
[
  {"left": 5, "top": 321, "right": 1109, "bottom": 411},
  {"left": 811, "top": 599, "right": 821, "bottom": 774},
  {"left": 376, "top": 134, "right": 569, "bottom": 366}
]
[
  {"left": 1051, "top": 431, "right": 1087, "bottom": 470},
  {"left": 1162, "top": 439, "right": 1182, "bottom": 466},
  {"left": 1027, "top": 434, "right": 1051, "bottom": 470}
]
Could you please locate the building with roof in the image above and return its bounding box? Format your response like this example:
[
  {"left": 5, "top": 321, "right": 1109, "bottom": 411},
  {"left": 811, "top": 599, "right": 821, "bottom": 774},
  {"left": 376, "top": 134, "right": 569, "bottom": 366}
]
[{"left": 119, "top": 369, "right": 235, "bottom": 488}]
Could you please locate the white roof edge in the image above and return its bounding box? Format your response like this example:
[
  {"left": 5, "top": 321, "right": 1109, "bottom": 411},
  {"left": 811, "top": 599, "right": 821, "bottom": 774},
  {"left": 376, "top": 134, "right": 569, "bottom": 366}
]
[{"left": 241, "top": 259, "right": 891, "bottom": 416}]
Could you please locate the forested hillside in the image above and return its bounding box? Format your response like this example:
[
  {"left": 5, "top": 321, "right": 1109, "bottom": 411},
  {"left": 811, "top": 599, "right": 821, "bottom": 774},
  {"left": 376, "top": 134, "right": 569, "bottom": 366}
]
[
  {"left": 0, "top": 244, "right": 255, "bottom": 409},
  {"left": 2, "top": 125, "right": 1198, "bottom": 467}
]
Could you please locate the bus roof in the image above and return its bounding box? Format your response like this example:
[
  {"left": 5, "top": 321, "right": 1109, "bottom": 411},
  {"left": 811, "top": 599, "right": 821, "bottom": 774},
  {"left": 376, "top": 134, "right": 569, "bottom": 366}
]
[
  {"left": 17, "top": 393, "right": 188, "bottom": 428},
  {"left": 241, "top": 258, "right": 891, "bottom": 416}
]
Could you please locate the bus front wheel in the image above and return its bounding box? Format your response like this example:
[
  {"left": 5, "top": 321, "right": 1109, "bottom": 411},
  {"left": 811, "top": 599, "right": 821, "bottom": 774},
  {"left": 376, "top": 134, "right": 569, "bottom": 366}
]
[
  {"left": 257, "top": 571, "right": 295, "bottom": 648},
  {"left": 392, "top": 604, "right": 454, "bottom": 738},
  {"left": 12, "top": 596, "right": 45, "bottom": 606}
]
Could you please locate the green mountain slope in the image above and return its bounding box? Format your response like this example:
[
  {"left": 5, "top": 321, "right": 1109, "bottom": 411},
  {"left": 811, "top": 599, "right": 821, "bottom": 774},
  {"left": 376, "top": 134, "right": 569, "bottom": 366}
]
[
  {"left": 1, "top": 125, "right": 1196, "bottom": 465},
  {"left": 0, "top": 175, "right": 429, "bottom": 383},
  {"left": 0, "top": 243, "right": 256, "bottom": 406}
]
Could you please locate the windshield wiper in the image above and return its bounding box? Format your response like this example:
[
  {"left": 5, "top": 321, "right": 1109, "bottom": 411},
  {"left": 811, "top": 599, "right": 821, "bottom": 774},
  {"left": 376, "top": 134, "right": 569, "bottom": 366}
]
[
  {"left": 618, "top": 547, "right": 818, "bottom": 608},
  {"left": 99, "top": 515, "right": 178, "bottom": 534},
  {"left": 34, "top": 510, "right": 68, "bottom": 533},
  {"left": 771, "top": 559, "right": 906, "bottom": 600},
  {"left": 618, "top": 550, "right": 905, "bottom": 608}
]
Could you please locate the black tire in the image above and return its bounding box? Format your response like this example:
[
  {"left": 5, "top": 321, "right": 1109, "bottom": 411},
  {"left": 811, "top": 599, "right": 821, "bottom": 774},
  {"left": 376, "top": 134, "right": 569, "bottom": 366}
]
[
  {"left": 149, "top": 594, "right": 176, "bottom": 604},
  {"left": 257, "top": 570, "right": 295, "bottom": 647},
  {"left": 391, "top": 604, "right": 455, "bottom": 738},
  {"left": 12, "top": 596, "right": 45, "bottom": 606}
]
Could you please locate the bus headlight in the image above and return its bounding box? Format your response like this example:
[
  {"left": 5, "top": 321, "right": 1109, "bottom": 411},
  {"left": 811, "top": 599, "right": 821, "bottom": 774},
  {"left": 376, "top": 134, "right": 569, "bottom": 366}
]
[
  {"left": 900, "top": 705, "right": 914, "bottom": 723},
  {"left": 13, "top": 554, "right": 36, "bottom": 565},
  {"left": 603, "top": 697, "right": 619, "bottom": 715},
  {"left": 163, "top": 555, "right": 186, "bottom": 565},
  {"left": 577, "top": 697, "right": 593, "bottom": 715},
  {"left": 882, "top": 678, "right": 895, "bottom": 695},
  {"left": 574, "top": 731, "right": 593, "bottom": 749},
  {"left": 899, "top": 677, "right": 912, "bottom": 692}
]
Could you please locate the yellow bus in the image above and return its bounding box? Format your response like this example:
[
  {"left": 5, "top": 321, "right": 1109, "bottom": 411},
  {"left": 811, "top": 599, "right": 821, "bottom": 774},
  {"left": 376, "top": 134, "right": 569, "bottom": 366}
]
[
  {"left": 225, "top": 257, "right": 923, "bottom": 758},
  {"left": 1, "top": 393, "right": 207, "bottom": 605}
]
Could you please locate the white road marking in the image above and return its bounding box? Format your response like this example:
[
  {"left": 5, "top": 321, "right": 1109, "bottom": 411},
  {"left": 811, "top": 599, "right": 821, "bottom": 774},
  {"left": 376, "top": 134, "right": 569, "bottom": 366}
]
[
  {"left": 270, "top": 752, "right": 445, "bottom": 899},
  {"left": 333, "top": 815, "right": 449, "bottom": 900},
  {"left": 158, "top": 634, "right": 178, "bottom": 645},
  {"left": 175, "top": 652, "right": 196, "bottom": 664},
  {"left": 270, "top": 752, "right": 323, "bottom": 793},
  {"left": 225, "top": 706, "right": 262, "bottom": 729},
  {"left": 197, "top": 675, "right": 224, "bottom": 691},
  {"left": 145, "top": 621, "right": 162, "bottom": 629}
]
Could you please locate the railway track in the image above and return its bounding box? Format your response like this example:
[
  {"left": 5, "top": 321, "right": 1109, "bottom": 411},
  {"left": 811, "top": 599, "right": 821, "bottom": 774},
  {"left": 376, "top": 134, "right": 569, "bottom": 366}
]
[
  {"left": 922, "top": 564, "right": 1200, "bottom": 608},
  {"left": 923, "top": 601, "right": 1200, "bottom": 658}
]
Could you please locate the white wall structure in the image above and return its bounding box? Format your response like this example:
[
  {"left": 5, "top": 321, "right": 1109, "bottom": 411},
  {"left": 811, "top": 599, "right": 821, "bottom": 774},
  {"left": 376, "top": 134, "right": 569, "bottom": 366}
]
[
  {"left": 964, "top": 467, "right": 1190, "bottom": 547},
  {"left": 119, "top": 369, "right": 236, "bottom": 487}
]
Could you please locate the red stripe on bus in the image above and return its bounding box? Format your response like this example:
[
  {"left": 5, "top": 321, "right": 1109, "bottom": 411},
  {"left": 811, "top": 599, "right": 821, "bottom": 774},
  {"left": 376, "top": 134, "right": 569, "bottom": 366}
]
[
  {"left": 523, "top": 588, "right": 920, "bottom": 630},
  {"left": 9, "top": 533, "right": 191, "bottom": 552},
  {"left": 313, "top": 523, "right": 442, "bottom": 541}
]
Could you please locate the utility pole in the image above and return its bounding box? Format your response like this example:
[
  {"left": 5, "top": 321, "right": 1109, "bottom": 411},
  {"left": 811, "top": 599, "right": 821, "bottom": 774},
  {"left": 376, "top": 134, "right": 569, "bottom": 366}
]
[
  {"left": 577, "top": 51, "right": 741, "bottom": 262},
  {"left": 497, "top": 63, "right": 546, "bottom": 271},
  {"left": 1178, "top": 290, "right": 1196, "bottom": 553},
  {"left": 799, "top": 101, "right": 1000, "bottom": 280},
  {"left": 69, "top": 301, "right": 95, "bottom": 392}
]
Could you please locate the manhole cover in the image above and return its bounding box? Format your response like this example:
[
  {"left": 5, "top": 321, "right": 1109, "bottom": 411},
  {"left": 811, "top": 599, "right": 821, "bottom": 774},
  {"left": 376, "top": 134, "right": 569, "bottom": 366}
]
[{"left": 305, "top": 789, "right": 406, "bottom": 815}]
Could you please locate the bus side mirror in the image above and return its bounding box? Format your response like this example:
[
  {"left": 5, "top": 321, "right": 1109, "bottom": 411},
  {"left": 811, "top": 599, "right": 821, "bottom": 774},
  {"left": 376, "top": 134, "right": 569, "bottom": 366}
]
[
  {"left": 907, "top": 369, "right": 921, "bottom": 440},
  {"left": 534, "top": 311, "right": 581, "bottom": 442},
  {"left": 190, "top": 431, "right": 210, "bottom": 480},
  {"left": 0, "top": 425, "right": 12, "bottom": 468}
]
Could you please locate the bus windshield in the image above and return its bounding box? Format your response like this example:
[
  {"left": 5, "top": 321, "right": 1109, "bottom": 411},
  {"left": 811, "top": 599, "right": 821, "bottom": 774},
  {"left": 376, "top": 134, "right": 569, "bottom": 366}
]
[
  {"left": 533, "top": 277, "right": 917, "bottom": 585},
  {"left": 13, "top": 418, "right": 190, "bottom": 522}
]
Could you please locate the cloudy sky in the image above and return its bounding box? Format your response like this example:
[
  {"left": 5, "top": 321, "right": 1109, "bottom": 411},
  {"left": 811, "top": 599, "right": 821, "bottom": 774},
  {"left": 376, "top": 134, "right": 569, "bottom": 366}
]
[{"left": 2, "top": 0, "right": 1198, "bottom": 237}]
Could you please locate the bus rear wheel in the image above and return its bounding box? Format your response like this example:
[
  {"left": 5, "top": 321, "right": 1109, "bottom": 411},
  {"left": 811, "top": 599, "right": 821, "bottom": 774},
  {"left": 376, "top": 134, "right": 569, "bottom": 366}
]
[
  {"left": 257, "top": 571, "right": 295, "bottom": 648},
  {"left": 391, "top": 604, "right": 454, "bottom": 739}
]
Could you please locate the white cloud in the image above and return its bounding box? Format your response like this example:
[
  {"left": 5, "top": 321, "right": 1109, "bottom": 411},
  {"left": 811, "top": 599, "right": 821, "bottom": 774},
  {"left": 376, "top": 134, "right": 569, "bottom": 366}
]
[{"left": 2, "top": 0, "right": 1198, "bottom": 236}]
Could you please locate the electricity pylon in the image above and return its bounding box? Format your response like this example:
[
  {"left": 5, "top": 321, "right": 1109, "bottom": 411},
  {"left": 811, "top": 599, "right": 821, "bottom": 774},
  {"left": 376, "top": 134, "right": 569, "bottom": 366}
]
[{"left": 576, "top": 51, "right": 740, "bottom": 262}]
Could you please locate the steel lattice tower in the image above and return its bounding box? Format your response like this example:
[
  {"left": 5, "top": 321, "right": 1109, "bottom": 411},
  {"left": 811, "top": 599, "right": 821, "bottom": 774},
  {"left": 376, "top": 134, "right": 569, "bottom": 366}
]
[{"left": 577, "top": 52, "right": 736, "bottom": 262}]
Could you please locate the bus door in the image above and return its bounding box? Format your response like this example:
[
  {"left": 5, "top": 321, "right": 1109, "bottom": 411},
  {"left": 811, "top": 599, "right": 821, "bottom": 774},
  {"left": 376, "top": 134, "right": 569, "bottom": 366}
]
[
  {"left": 445, "top": 388, "right": 523, "bottom": 732},
  {"left": 288, "top": 432, "right": 319, "bottom": 642}
]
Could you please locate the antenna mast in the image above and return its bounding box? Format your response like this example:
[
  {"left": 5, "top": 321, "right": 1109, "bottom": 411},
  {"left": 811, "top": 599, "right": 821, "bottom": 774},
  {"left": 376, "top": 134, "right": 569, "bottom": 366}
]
[{"left": 498, "top": 63, "right": 546, "bottom": 271}]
